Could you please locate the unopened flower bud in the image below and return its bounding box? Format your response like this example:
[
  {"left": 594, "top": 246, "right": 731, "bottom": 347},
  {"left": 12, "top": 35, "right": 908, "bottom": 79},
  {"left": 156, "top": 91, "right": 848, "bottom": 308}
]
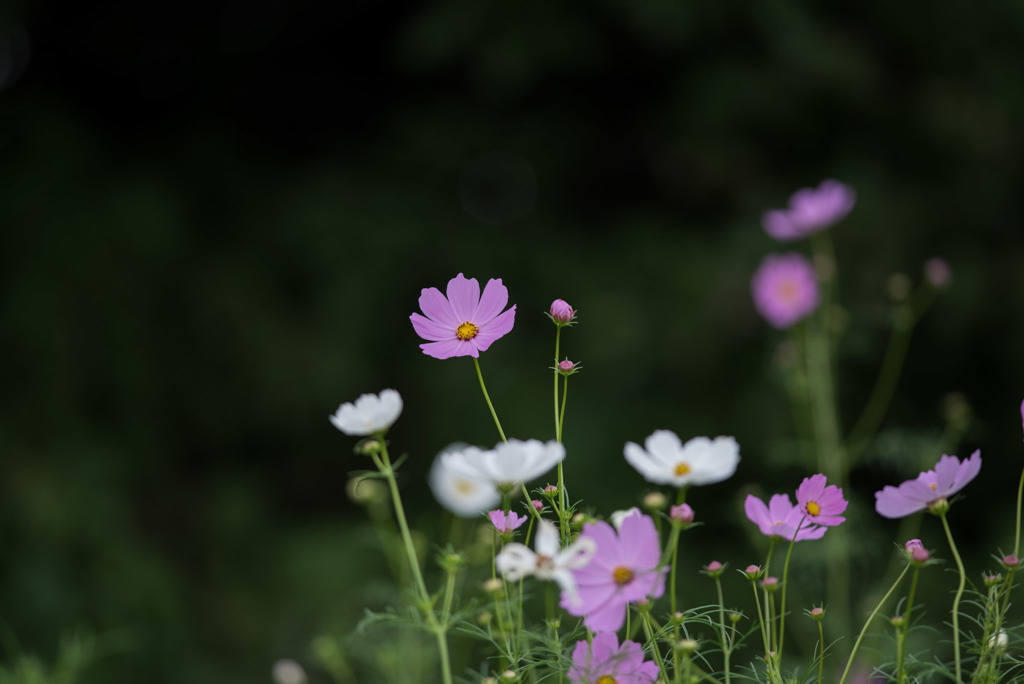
[
  {"left": 905, "top": 539, "right": 924, "bottom": 554},
  {"left": 346, "top": 476, "right": 386, "bottom": 505},
  {"left": 924, "top": 258, "right": 951, "bottom": 288},
  {"left": 809, "top": 606, "right": 825, "bottom": 621},
  {"left": 762, "top": 576, "right": 779, "bottom": 591},
  {"left": 272, "top": 660, "right": 307, "bottom": 684},
  {"left": 677, "top": 639, "right": 699, "bottom": 654},
  {"left": 501, "top": 670, "right": 517, "bottom": 682},
  {"left": 1002, "top": 554, "right": 1020, "bottom": 569},
  {"left": 477, "top": 611, "right": 492, "bottom": 626},
  {"left": 670, "top": 503, "right": 695, "bottom": 525},
  {"left": 729, "top": 612, "right": 741, "bottom": 624},
  {"left": 704, "top": 561, "right": 724, "bottom": 577},
  {"left": 543, "top": 484, "right": 558, "bottom": 498},
  {"left": 643, "top": 491, "right": 667, "bottom": 511},
  {"left": 891, "top": 615, "right": 905, "bottom": 628},
  {"left": 571, "top": 512, "right": 587, "bottom": 529},
  {"left": 483, "top": 578, "right": 504, "bottom": 595},
  {"left": 984, "top": 573, "right": 1003, "bottom": 587},
  {"left": 531, "top": 499, "right": 544, "bottom": 512},
  {"left": 743, "top": 564, "right": 761, "bottom": 580},
  {"left": 355, "top": 438, "right": 383, "bottom": 456},
  {"left": 911, "top": 546, "right": 930, "bottom": 564},
  {"left": 549, "top": 299, "right": 576, "bottom": 324},
  {"left": 989, "top": 630, "right": 1009, "bottom": 652},
  {"left": 556, "top": 359, "right": 580, "bottom": 376}
]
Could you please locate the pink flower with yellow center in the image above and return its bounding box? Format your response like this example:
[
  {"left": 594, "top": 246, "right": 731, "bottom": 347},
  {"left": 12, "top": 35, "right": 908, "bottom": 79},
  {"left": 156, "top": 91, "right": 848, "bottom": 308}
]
[
  {"left": 410, "top": 273, "right": 516, "bottom": 359},
  {"left": 744, "top": 493, "right": 827, "bottom": 541},
  {"left": 751, "top": 253, "right": 820, "bottom": 329},
  {"left": 568, "top": 632, "right": 659, "bottom": 684},
  {"left": 794, "top": 474, "right": 847, "bottom": 526},
  {"left": 874, "top": 451, "right": 981, "bottom": 518}
]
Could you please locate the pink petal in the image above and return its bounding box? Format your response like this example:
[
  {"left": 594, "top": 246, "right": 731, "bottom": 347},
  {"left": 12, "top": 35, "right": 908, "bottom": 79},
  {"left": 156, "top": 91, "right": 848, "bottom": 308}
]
[
  {"left": 934, "top": 455, "right": 962, "bottom": 495},
  {"left": 618, "top": 513, "right": 660, "bottom": 569},
  {"left": 473, "top": 278, "right": 510, "bottom": 324},
  {"left": 474, "top": 306, "right": 516, "bottom": 350},
  {"left": 744, "top": 494, "right": 772, "bottom": 535},
  {"left": 417, "top": 287, "right": 458, "bottom": 326},
  {"left": 590, "top": 632, "right": 619, "bottom": 665},
  {"left": 797, "top": 474, "right": 826, "bottom": 502},
  {"left": 579, "top": 521, "right": 621, "bottom": 568},
  {"left": 950, "top": 450, "right": 981, "bottom": 494},
  {"left": 875, "top": 485, "right": 925, "bottom": 519},
  {"left": 762, "top": 209, "right": 802, "bottom": 241},
  {"left": 583, "top": 594, "right": 628, "bottom": 633},
  {"left": 446, "top": 273, "right": 480, "bottom": 321},
  {"left": 410, "top": 313, "right": 455, "bottom": 342},
  {"left": 419, "top": 339, "right": 477, "bottom": 360}
]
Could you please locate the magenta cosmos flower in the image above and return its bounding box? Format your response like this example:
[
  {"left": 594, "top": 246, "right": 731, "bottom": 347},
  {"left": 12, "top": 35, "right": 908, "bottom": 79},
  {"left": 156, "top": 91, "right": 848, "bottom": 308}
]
[
  {"left": 568, "top": 632, "right": 659, "bottom": 684},
  {"left": 751, "top": 253, "right": 820, "bottom": 329},
  {"left": 410, "top": 273, "right": 516, "bottom": 359},
  {"left": 561, "top": 511, "right": 666, "bottom": 632},
  {"left": 795, "top": 474, "right": 847, "bottom": 526},
  {"left": 762, "top": 179, "right": 856, "bottom": 241},
  {"left": 744, "top": 493, "right": 827, "bottom": 541},
  {"left": 875, "top": 451, "right": 982, "bottom": 518}
]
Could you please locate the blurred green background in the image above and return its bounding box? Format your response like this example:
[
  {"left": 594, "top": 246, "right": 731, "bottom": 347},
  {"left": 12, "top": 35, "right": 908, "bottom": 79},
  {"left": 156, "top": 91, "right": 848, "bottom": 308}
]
[{"left": 2, "top": 0, "right": 1024, "bottom": 681}]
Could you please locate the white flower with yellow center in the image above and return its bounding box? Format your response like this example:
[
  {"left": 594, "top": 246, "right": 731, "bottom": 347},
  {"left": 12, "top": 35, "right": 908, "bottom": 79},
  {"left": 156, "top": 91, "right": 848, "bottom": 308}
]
[
  {"left": 441, "top": 439, "right": 566, "bottom": 489},
  {"left": 495, "top": 519, "right": 596, "bottom": 605},
  {"left": 623, "top": 430, "right": 740, "bottom": 488},
  {"left": 329, "top": 389, "right": 403, "bottom": 436},
  {"left": 429, "top": 443, "right": 501, "bottom": 517}
]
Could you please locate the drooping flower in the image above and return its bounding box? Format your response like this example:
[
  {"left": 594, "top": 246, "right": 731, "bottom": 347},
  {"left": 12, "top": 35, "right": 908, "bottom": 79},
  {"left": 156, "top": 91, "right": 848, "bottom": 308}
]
[
  {"left": 874, "top": 451, "right": 982, "bottom": 519},
  {"left": 751, "top": 253, "right": 821, "bottom": 329},
  {"left": 410, "top": 273, "right": 516, "bottom": 359},
  {"left": 624, "top": 430, "right": 740, "bottom": 488},
  {"left": 561, "top": 512, "right": 667, "bottom": 632},
  {"left": 794, "top": 474, "right": 848, "bottom": 526},
  {"left": 567, "top": 632, "right": 659, "bottom": 684},
  {"left": 329, "top": 389, "right": 403, "bottom": 436},
  {"left": 744, "top": 493, "right": 827, "bottom": 541},
  {"left": 495, "top": 519, "right": 596, "bottom": 605},
  {"left": 762, "top": 180, "right": 856, "bottom": 241},
  {"left": 488, "top": 509, "right": 528, "bottom": 534},
  {"left": 428, "top": 444, "right": 501, "bottom": 517},
  {"left": 440, "top": 439, "right": 565, "bottom": 491}
]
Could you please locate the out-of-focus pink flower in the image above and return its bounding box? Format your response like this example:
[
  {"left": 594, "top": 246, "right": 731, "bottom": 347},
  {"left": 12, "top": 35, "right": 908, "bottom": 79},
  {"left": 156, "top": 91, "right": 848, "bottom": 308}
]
[
  {"left": 874, "top": 451, "right": 982, "bottom": 518},
  {"left": 561, "top": 513, "right": 667, "bottom": 632},
  {"left": 762, "top": 180, "right": 856, "bottom": 241},
  {"left": 744, "top": 493, "right": 827, "bottom": 541},
  {"left": 568, "top": 632, "right": 659, "bottom": 684},
  {"left": 549, "top": 299, "right": 577, "bottom": 324},
  {"left": 924, "top": 258, "right": 951, "bottom": 288},
  {"left": 905, "top": 539, "right": 924, "bottom": 554},
  {"left": 670, "top": 503, "right": 694, "bottom": 525},
  {"left": 488, "top": 509, "right": 527, "bottom": 534},
  {"left": 751, "top": 253, "right": 820, "bottom": 329},
  {"left": 794, "top": 474, "right": 848, "bottom": 526},
  {"left": 410, "top": 273, "right": 516, "bottom": 359}
]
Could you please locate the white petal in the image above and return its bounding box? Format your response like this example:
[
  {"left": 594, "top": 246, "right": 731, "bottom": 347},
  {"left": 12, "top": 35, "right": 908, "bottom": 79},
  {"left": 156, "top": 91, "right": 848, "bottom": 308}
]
[
  {"left": 329, "top": 389, "right": 403, "bottom": 435},
  {"left": 556, "top": 536, "right": 597, "bottom": 570},
  {"left": 624, "top": 441, "right": 674, "bottom": 484},
  {"left": 534, "top": 520, "right": 561, "bottom": 557},
  {"left": 495, "top": 544, "right": 537, "bottom": 581},
  {"left": 429, "top": 445, "right": 500, "bottom": 517},
  {"left": 686, "top": 436, "right": 740, "bottom": 485}
]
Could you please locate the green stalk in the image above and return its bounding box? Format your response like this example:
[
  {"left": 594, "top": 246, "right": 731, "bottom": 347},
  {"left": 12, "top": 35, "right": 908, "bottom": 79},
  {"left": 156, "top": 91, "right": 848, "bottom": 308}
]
[
  {"left": 474, "top": 357, "right": 506, "bottom": 442},
  {"left": 777, "top": 519, "right": 804, "bottom": 657},
  {"left": 940, "top": 511, "right": 967, "bottom": 682},
  {"left": 895, "top": 565, "right": 921, "bottom": 684},
  {"left": 1014, "top": 464, "right": 1024, "bottom": 558},
  {"left": 714, "top": 575, "right": 732, "bottom": 684},
  {"left": 838, "top": 564, "right": 910, "bottom": 684}
]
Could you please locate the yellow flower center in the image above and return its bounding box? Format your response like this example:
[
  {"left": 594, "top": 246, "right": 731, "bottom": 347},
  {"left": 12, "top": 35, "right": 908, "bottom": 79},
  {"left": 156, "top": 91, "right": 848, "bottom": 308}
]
[
  {"left": 456, "top": 321, "right": 479, "bottom": 340},
  {"left": 929, "top": 482, "right": 937, "bottom": 491},
  {"left": 805, "top": 501, "right": 821, "bottom": 517},
  {"left": 674, "top": 462, "right": 691, "bottom": 476},
  {"left": 454, "top": 479, "right": 475, "bottom": 495},
  {"left": 612, "top": 566, "right": 634, "bottom": 585},
  {"left": 777, "top": 279, "right": 799, "bottom": 302},
  {"left": 597, "top": 677, "right": 617, "bottom": 684}
]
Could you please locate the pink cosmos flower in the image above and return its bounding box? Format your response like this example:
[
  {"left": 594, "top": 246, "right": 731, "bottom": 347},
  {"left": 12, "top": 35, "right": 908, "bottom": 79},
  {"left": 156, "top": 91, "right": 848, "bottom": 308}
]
[
  {"left": 561, "top": 511, "right": 667, "bottom": 632},
  {"left": 744, "top": 493, "right": 827, "bottom": 541},
  {"left": 874, "top": 451, "right": 982, "bottom": 518},
  {"left": 794, "top": 474, "right": 848, "bottom": 526},
  {"left": 568, "top": 632, "right": 659, "bottom": 684},
  {"left": 410, "top": 273, "right": 516, "bottom": 359},
  {"left": 751, "top": 253, "right": 820, "bottom": 329},
  {"left": 762, "top": 180, "right": 856, "bottom": 241},
  {"left": 488, "top": 509, "right": 527, "bottom": 534}
]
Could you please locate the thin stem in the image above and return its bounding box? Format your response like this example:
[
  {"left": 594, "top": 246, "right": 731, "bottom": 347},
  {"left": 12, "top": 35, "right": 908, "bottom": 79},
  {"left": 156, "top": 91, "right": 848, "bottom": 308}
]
[
  {"left": 474, "top": 357, "right": 506, "bottom": 442},
  {"left": 553, "top": 326, "right": 562, "bottom": 441},
  {"left": 940, "top": 511, "right": 966, "bottom": 683},
  {"left": 838, "top": 564, "right": 910, "bottom": 684},
  {"left": 640, "top": 610, "right": 669, "bottom": 684},
  {"left": 816, "top": 618, "right": 824, "bottom": 684},
  {"left": 751, "top": 579, "right": 772, "bottom": 660},
  {"left": 714, "top": 575, "right": 732, "bottom": 684},
  {"left": 778, "top": 519, "right": 804, "bottom": 657},
  {"left": 1015, "top": 465, "right": 1024, "bottom": 558},
  {"left": 557, "top": 373, "right": 571, "bottom": 543},
  {"left": 895, "top": 566, "right": 921, "bottom": 684}
]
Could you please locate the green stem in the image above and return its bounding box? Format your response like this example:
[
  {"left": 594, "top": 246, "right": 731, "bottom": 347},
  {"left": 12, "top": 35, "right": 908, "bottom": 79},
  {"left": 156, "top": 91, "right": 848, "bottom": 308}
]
[
  {"left": 940, "top": 511, "right": 966, "bottom": 682},
  {"left": 474, "top": 357, "right": 506, "bottom": 442},
  {"left": 816, "top": 618, "right": 824, "bottom": 684},
  {"left": 777, "top": 519, "right": 804, "bottom": 657},
  {"left": 641, "top": 610, "right": 669, "bottom": 684},
  {"left": 895, "top": 565, "right": 921, "bottom": 684},
  {"left": 714, "top": 576, "right": 731, "bottom": 684},
  {"left": 838, "top": 564, "right": 910, "bottom": 684},
  {"left": 553, "top": 325, "right": 562, "bottom": 440},
  {"left": 557, "top": 373, "right": 571, "bottom": 544},
  {"left": 1015, "top": 465, "right": 1024, "bottom": 558},
  {"left": 751, "top": 578, "right": 772, "bottom": 662}
]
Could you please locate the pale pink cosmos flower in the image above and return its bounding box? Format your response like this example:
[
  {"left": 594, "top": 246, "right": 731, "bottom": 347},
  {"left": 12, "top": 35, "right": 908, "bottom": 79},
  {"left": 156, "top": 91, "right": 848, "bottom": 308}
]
[
  {"left": 744, "top": 493, "right": 827, "bottom": 541},
  {"left": 794, "top": 474, "right": 848, "bottom": 526},
  {"left": 410, "top": 273, "right": 516, "bottom": 359},
  {"left": 874, "top": 451, "right": 982, "bottom": 518},
  {"left": 751, "top": 253, "right": 821, "bottom": 329},
  {"left": 762, "top": 180, "right": 856, "bottom": 241},
  {"left": 488, "top": 509, "right": 527, "bottom": 534},
  {"left": 561, "top": 511, "right": 667, "bottom": 632},
  {"left": 568, "top": 632, "right": 659, "bottom": 684}
]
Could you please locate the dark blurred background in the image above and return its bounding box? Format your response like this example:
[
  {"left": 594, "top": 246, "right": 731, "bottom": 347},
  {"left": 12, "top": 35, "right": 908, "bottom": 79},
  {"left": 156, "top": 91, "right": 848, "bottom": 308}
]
[{"left": 2, "top": 0, "right": 1024, "bottom": 681}]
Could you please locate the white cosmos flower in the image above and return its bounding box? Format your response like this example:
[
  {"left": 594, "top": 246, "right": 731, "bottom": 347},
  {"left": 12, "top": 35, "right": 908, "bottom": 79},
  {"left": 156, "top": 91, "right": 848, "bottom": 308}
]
[
  {"left": 429, "top": 443, "right": 501, "bottom": 517},
  {"left": 441, "top": 439, "right": 565, "bottom": 488},
  {"left": 624, "top": 430, "right": 740, "bottom": 488},
  {"left": 329, "top": 389, "right": 403, "bottom": 436},
  {"left": 495, "top": 519, "right": 596, "bottom": 605}
]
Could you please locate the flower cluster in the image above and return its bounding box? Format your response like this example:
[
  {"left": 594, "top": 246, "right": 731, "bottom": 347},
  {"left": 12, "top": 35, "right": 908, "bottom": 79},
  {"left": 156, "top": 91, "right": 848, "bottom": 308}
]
[{"left": 745, "top": 474, "right": 847, "bottom": 541}]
